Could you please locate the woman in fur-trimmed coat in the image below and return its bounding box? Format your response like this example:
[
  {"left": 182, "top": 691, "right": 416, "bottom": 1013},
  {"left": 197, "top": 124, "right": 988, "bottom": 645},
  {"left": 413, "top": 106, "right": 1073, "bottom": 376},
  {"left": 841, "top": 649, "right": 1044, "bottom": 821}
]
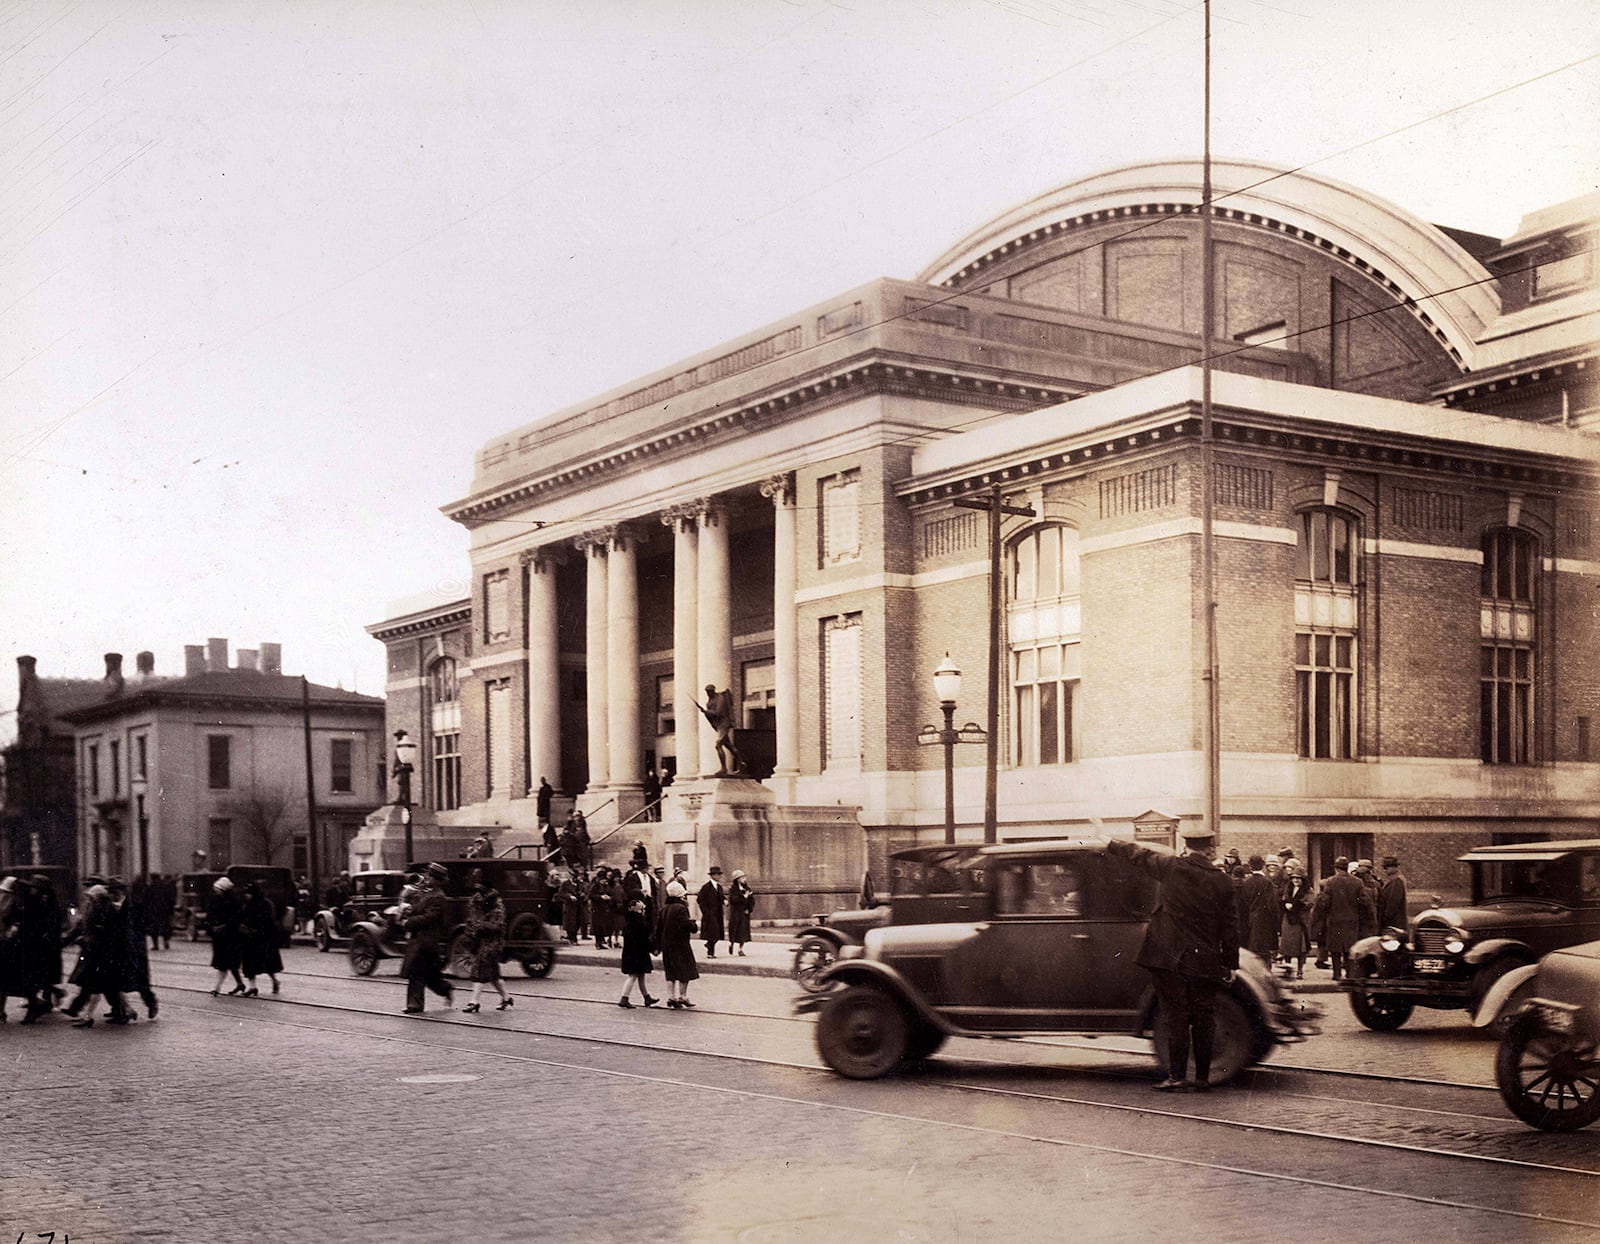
[{"left": 461, "top": 882, "right": 511, "bottom": 1014}]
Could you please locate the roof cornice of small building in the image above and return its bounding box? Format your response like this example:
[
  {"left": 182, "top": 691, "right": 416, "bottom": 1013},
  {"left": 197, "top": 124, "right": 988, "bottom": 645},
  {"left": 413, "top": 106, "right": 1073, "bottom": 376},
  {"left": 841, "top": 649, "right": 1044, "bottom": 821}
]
[
  {"left": 366, "top": 598, "right": 473, "bottom": 641},
  {"left": 60, "top": 675, "right": 384, "bottom": 725},
  {"left": 900, "top": 367, "right": 1600, "bottom": 503}
]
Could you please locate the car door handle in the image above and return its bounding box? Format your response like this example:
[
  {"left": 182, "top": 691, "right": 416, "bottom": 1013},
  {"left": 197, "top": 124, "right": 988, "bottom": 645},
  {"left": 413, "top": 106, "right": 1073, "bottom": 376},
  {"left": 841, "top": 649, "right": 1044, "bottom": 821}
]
[{"left": 1070, "top": 933, "right": 1091, "bottom": 941}]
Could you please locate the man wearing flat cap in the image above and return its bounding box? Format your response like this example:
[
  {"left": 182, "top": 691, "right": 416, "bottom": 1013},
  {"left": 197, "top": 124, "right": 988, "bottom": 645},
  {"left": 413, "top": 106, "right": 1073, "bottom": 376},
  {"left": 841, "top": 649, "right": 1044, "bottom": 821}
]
[
  {"left": 1106, "top": 825, "right": 1239, "bottom": 1091},
  {"left": 401, "top": 862, "right": 454, "bottom": 1014}
]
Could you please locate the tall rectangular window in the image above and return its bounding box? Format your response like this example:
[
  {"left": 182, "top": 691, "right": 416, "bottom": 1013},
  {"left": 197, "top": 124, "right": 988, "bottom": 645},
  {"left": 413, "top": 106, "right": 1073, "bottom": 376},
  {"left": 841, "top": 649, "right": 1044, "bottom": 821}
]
[
  {"left": 656, "top": 675, "right": 675, "bottom": 737},
  {"left": 432, "top": 732, "right": 461, "bottom": 811},
  {"left": 1295, "top": 509, "right": 1360, "bottom": 759},
  {"left": 208, "top": 818, "right": 232, "bottom": 869},
  {"left": 819, "top": 470, "right": 862, "bottom": 567},
  {"left": 330, "top": 738, "right": 353, "bottom": 794},
  {"left": 822, "top": 614, "right": 862, "bottom": 767},
  {"left": 87, "top": 742, "right": 100, "bottom": 798},
  {"left": 136, "top": 734, "right": 148, "bottom": 780},
  {"left": 207, "top": 735, "right": 232, "bottom": 789},
  {"left": 484, "top": 569, "right": 511, "bottom": 642},
  {"left": 1481, "top": 530, "right": 1538, "bottom": 764},
  {"left": 487, "top": 679, "right": 512, "bottom": 797},
  {"left": 110, "top": 740, "right": 121, "bottom": 795}
]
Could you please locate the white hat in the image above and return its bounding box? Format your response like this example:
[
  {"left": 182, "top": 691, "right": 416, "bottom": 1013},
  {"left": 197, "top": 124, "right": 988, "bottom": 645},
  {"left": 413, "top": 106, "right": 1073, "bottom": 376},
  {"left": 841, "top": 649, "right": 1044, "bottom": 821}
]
[
  {"left": 666, "top": 880, "right": 687, "bottom": 899},
  {"left": 731, "top": 870, "right": 746, "bottom": 880},
  {"left": 1347, "top": 861, "right": 1361, "bottom": 874}
]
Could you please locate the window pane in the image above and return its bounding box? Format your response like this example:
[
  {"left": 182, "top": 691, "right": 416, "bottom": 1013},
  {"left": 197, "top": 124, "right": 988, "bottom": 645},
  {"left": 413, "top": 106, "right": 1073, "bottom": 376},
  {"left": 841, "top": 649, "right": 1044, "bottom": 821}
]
[
  {"left": 1038, "top": 645, "right": 1060, "bottom": 679},
  {"left": 1016, "top": 648, "right": 1037, "bottom": 683},
  {"left": 1496, "top": 536, "right": 1512, "bottom": 598},
  {"left": 1315, "top": 672, "right": 1331, "bottom": 757},
  {"left": 1498, "top": 647, "right": 1512, "bottom": 678},
  {"left": 1038, "top": 526, "right": 1060, "bottom": 598},
  {"left": 1016, "top": 685, "right": 1036, "bottom": 765},
  {"left": 1060, "top": 528, "right": 1080, "bottom": 597},
  {"left": 1335, "top": 672, "right": 1352, "bottom": 758},
  {"left": 1481, "top": 682, "right": 1496, "bottom": 761},
  {"left": 1296, "top": 517, "right": 1312, "bottom": 579},
  {"left": 1331, "top": 516, "right": 1350, "bottom": 583},
  {"left": 1335, "top": 636, "right": 1352, "bottom": 667},
  {"left": 1480, "top": 646, "right": 1494, "bottom": 677},
  {"left": 1516, "top": 648, "right": 1531, "bottom": 679},
  {"left": 1312, "top": 512, "right": 1329, "bottom": 581},
  {"left": 1062, "top": 681, "right": 1075, "bottom": 762},
  {"left": 1297, "top": 671, "right": 1312, "bottom": 756},
  {"left": 1295, "top": 633, "right": 1310, "bottom": 664},
  {"left": 1314, "top": 634, "right": 1331, "bottom": 665},
  {"left": 1039, "top": 681, "right": 1059, "bottom": 765},
  {"left": 1013, "top": 536, "right": 1036, "bottom": 602},
  {"left": 1497, "top": 687, "right": 1513, "bottom": 763},
  {"left": 1514, "top": 684, "right": 1531, "bottom": 761}
]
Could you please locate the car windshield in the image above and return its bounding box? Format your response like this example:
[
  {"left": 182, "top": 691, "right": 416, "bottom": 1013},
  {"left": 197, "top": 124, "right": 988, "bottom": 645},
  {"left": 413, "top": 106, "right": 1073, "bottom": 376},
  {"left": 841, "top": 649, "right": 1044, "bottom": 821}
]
[{"left": 1475, "top": 857, "right": 1580, "bottom": 905}]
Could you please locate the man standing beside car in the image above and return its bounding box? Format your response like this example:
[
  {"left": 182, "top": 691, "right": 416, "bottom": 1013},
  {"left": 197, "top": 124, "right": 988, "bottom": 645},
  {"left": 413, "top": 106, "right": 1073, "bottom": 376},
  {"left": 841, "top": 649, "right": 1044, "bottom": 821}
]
[
  {"left": 1377, "top": 856, "right": 1408, "bottom": 930},
  {"left": 1106, "top": 826, "right": 1239, "bottom": 1092},
  {"left": 401, "top": 862, "right": 453, "bottom": 1015}
]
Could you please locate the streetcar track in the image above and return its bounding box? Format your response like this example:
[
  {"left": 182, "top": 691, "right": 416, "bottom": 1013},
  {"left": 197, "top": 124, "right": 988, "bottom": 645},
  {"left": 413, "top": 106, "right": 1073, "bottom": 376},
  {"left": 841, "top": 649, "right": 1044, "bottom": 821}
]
[
  {"left": 151, "top": 955, "right": 1501, "bottom": 1093},
  {"left": 127, "top": 978, "right": 1600, "bottom": 1188}
]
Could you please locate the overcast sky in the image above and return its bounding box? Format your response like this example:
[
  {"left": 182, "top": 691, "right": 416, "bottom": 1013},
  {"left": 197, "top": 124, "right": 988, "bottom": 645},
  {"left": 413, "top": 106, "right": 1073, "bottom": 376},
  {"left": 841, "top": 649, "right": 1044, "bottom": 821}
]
[{"left": 2, "top": 0, "right": 1596, "bottom": 727}]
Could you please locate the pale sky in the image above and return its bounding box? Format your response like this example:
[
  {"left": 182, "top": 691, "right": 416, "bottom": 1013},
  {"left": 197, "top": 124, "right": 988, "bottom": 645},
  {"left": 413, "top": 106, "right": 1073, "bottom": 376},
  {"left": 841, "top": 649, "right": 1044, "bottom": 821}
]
[{"left": 2, "top": 0, "right": 1596, "bottom": 730}]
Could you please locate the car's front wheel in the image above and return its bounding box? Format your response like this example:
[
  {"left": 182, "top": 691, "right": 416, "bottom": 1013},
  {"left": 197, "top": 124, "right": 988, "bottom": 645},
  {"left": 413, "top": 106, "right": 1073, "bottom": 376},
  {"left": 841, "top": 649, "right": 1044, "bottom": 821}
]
[
  {"left": 1496, "top": 1014, "right": 1600, "bottom": 1132},
  {"left": 447, "top": 931, "right": 475, "bottom": 979},
  {"left": 792, "top": 936, "right": 839, "bottom": 993},
  {"left": 349, "top": 930, "right": 379, "bottom": 977},
  {"left": 1350, "top": 991, "right": 1415, "bottom": 1031},
  {"left": 1153, "top": 992, "right": 1259, "bottom": 1085},
  {"left": 816, "top": 984, "right": 909, "bottom": 1079}
]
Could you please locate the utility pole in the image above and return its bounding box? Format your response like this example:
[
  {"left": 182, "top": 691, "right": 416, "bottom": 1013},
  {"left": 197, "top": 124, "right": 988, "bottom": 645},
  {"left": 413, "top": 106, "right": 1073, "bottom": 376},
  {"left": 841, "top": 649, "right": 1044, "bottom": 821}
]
[
  {"left": 1199, "top": 0, "right": 1222, "bottom": 841},
  {"left": 302, "top": 677, "right": 321, "bottom": 911},
  {"left": 954, "top": 485, "right": 1036, "bottom": 843}
]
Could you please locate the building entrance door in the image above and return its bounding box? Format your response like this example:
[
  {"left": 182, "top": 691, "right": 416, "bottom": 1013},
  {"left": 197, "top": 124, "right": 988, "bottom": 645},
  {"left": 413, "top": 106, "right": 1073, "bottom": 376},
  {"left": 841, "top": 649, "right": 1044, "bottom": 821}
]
[{"left": 1308, "top": 832, "right": 1374, "bottom": 882}]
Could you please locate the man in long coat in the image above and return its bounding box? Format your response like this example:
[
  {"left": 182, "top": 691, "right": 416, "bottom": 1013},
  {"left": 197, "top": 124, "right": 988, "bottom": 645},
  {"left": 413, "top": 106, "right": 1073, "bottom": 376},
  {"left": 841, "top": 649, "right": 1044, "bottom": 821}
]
[
  {"left": 1377, "top": 856, "right": 1409, "bottom": 930},
  {"left": 1317, "top": 861, "right": 1374, "bottom": 981},
  {"left": 1106, "top": 826, "right": 1239, "bottom": 1091},
  {"left": 696, "top": 867, "right": 726, "bottom": 959},
  {"left": 1240, "top": 856, "right": 1279, "bottom": 963},
  {"left": 401, "top": 862, "right": 453, "bottom": 1014}
]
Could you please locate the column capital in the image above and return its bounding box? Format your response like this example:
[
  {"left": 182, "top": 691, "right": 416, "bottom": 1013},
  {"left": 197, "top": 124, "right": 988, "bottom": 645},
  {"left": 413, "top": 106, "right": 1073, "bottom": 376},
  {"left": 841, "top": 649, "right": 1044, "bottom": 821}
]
[
  {"left": 573, "top": 527, "right": 614, "bottom": 556},
  {"left": 661, "top": 503, "right": 702, "bottom": 532},
  {"left": 520, "top": 546, "right": 565, "bottom": 572},
  {"left": 608, "top": 523, "right": 641, "bottom": 555},
  {"left": 760, "top": 472, "right": 796, "bottom": 506}
]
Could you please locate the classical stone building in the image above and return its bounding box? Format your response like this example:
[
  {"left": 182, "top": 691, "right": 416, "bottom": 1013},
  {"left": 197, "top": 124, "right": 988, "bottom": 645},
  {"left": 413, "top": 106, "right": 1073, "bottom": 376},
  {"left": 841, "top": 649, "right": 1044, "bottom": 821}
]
[
  {"left": 59, "top": 640, "right": 385, "bottom": 880},
  {"left": 371, "top": 160, "right": 1600, "bottom": 912}
]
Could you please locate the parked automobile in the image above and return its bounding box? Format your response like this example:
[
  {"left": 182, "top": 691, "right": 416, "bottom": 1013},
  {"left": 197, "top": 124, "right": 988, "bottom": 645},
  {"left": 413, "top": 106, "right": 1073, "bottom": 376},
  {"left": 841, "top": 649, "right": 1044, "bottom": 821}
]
[
  {"left": 347, "top": 859, "right": 560, "bottom": 979},
  {"left": 1341, "top": 839, "right": 1600, "bottom": 1031},
  {"left": 797, "top": 838, "right": 1321, "bottom": 1083},
  {"left": 312, "top": 870, "right": 407, "bottom": 951},
  {"left": 175, "top": 865, "right": 297, "bottom": 945},
  {"left": 1475, "top": 938, "right": 1600, "bottom": 1131}
]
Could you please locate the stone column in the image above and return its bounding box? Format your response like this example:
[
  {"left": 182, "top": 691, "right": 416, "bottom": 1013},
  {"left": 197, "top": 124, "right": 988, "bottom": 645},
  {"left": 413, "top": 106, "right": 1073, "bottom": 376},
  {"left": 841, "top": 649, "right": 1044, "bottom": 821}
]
[
  {"left": 696, "top": 499, "right": 733, "bottom": 777},
  {"left": 663, "top": 506, "right": 700, "bottom": 780},
  {"left": 522, "top": 549, "right": 562, "bottom": 795},
  {"left": 762, "top": 473, "right": 799, "bottom": 778},
  {"left": 577, "top": 532, "right": 610, "bottom": 791},
  {"left": 606, "top": 525, "right": 642, "bottom": 793}
]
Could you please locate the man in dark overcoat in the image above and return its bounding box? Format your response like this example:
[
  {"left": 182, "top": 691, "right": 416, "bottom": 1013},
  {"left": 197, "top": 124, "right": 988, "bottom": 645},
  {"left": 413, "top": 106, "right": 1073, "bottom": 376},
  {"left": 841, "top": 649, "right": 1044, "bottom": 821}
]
[
  {"left": 535, "top": 777, "right": 554, "bottom": 831},
  {"left": 1318, "top": 861, "right": 1373, "bottom": 981},
  {"left": 401, "top": 862, "right": 453, "bottom": 1014},
  {"left": 696, "top": 867, "right": 726, "bottom": 958},
  {"left": 1377, "top": 856, "right": 1409, "bottom": 930},
  {"left": 20, "top": 875, "right": 64, "bottom": 1021},
  {"left": 1106, "top": 826, "right": 1239, "bottom": 1091},
  {"left": 1240, "top": 856, "right": 1279, "bottom": 962}
]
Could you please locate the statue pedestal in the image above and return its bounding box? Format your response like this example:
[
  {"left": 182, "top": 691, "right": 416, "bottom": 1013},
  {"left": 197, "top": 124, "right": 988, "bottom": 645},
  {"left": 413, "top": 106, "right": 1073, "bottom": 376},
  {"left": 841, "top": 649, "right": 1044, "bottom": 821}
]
[{"left": 348, "top": 804, "right": 463, "bottom": 871}]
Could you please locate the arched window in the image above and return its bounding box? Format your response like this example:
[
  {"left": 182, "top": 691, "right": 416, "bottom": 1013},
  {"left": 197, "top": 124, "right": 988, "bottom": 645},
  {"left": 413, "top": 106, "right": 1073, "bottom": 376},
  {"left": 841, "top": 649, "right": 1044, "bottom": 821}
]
[
  {"left": 1481, "top": 529, "right": 1538, "bottom": 764},
  {"left": 1294, "top": 509, "right": 1359, "bottom": 759},
  {"left": 428, "top": 657, "right": 462, "bottom": 810},
  {"left": 1008, "top": 525, "right": 1081, "bottom": 766}
]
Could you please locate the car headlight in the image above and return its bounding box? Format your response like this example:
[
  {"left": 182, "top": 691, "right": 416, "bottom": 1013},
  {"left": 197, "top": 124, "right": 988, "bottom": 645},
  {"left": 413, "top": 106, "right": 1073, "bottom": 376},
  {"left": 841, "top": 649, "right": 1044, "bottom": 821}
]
[
  {"left": 1379, "top": 935, "right": 1402, "bottom": 952},
  {"left": 1444, "top": 937, "right": 1466, "bottom": 955}
]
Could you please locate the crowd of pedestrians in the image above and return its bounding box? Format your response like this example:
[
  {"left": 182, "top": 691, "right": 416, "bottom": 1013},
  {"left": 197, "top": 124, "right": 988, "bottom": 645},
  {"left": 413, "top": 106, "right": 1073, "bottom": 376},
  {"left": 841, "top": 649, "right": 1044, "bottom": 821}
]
[
  {"left": 0, "top": 872, "right": 168, "bottom": 1026},
  {"left": 1217, "top": 847, "right": 1407, "bottom": 981}
]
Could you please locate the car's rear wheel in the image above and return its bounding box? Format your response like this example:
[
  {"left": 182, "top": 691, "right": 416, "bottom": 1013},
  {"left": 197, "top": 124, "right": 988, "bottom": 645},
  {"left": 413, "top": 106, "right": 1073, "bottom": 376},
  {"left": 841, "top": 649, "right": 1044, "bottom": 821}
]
[
  {"left": 793, "top": 935, "right": 839, "bottom": 993},
  {"left": 816, "top": 985, "right": 909, "bottom": 1079},
  {"left": 1496, "top": 1015, "right": 1600, "bottom": 1132},
  {"left": 1152, "top": 992, "right": 1259, "bottom": 1085},
  {"left": 521, "top": 947, "right": 555, "bottom": 978},
  {"left": 1350, "top": 991, "right": 1415, "bottom": 1031},
  {"left": 314, "top": 917, "right": 331, "bottom": 953},
  {"left": 447, "top": 931, "right": 475, "bottom": 979},
  {"left": 349, "top": 930, "right": 379, "bottom": 977}
]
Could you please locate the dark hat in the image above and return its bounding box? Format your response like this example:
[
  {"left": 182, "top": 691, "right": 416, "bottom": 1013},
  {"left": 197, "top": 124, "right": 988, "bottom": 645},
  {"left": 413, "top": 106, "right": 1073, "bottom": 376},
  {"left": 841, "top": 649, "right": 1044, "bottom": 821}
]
[
  {"left": 1277, "top": 847, "right": 1294, "bottom": 858},
  {"left": 1179, "top": 825, "right": 1215, "bottom": 842},
  {"left": 425, "top": 861, "right": 449, "bottom": 880},
  {"left": 1382, "top": 855, "right": 1400, "bottom": 869},
  {"left": 709, "top": 866, "right": 722, "bottom": 875}
]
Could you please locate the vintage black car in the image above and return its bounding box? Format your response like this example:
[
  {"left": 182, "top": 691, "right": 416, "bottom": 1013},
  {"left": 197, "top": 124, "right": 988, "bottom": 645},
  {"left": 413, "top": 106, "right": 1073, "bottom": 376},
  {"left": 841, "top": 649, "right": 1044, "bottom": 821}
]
[
  {"left": 1475, "top": 939, "right": 1600, "bottom": 1131},
  {"left": 347, "top": 859, "right": 560, "bottom": 979},
  {"left": 1341, "top": 839, "right": 1600, "bottom": 1031},
  {"left": 798, "top": 838, "right": 1320, "bottom": 1083},
  {"left": 313, "top": 870, "right": 407, "bottom": 951},
  {"left": 791, "top": 845, "right": 984, "bottom": 991}
]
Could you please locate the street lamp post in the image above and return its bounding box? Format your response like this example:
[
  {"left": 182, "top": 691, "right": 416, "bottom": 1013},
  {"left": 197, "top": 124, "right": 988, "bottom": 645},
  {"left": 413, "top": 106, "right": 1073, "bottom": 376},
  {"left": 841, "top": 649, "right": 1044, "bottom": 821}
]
[
  {"left": 918, "top": 654, "right": 986, "bottom": 845},
  {"left": 392, "top": 729, "right": 419, "bottom": 865},
  {"left": 129, "top": 774, "right": 150, "bottom": 882}
]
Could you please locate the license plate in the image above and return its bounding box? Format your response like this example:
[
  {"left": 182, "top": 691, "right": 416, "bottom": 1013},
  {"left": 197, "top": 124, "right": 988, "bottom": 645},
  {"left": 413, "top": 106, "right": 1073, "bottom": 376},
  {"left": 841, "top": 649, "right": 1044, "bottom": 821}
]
[{"left": 1413, "top": 957, "right": 1447, "bottom": 973}]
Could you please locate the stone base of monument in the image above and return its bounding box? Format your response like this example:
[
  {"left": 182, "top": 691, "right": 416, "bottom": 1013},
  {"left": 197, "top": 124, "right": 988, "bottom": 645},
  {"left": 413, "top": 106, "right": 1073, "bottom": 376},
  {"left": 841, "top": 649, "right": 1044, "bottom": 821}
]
[
  {"left": 349, "top": 803, "right": 479, "bottom": 871},
  {"left": 588, "top": 777, "right": 864, "bottom": 921}
]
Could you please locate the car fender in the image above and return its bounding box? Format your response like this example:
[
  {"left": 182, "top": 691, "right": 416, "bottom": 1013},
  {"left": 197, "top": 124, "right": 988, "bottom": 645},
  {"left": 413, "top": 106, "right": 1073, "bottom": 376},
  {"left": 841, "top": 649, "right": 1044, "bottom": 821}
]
[
  {"left": 1471, "top": 962, "right": 1539, "bottom": 1028},
  {"left": 820, "top": 960, "right": 954, "bottom": 1033},
  {"left": 1464, "top": 938, "right": 1534, "bottom": 969},
  {"left": 794, "top": 925, "right": 849, "bottom": 950}
]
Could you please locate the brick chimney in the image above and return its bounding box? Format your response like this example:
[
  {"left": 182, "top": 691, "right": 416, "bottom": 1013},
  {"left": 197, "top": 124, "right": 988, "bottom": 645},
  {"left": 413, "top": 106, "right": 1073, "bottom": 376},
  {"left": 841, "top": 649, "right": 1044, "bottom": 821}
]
[
  {"left": 207, "top": 637, "right": 228, "bottom": 671},
  {"left": 135, "top": 651, "right": 155, "bottom": 678},
  {"left": 104, "top": 652, "right": 124, "bottom": 695},
  {"left": 184, "top": 645, "right": 206, "bottom": 676},
  {"left": 18, "top": 655, "right": 37, "bottom": 695},
  {"left": 259, "top": 642, "right": 282, "bottom": 675},
  {"left": 237, "top": 648, "right": 259, "bottom": 671}
]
